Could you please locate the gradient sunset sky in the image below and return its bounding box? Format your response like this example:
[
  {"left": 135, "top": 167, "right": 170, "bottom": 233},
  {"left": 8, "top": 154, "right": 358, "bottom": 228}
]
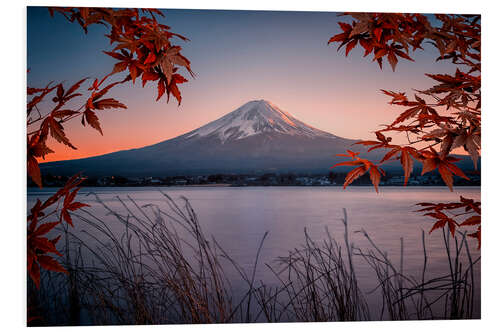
[{"left": 27, "top": 7, "right": 458, "bottom": 162}]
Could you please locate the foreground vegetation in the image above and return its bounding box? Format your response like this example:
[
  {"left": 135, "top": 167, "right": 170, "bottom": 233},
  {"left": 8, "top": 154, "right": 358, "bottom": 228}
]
[
  {"left": 27, "top": 11, "right": 481, "bottom": 320},
  {"left": 27, "top": 193, "right": 480, "bottom": 325}
]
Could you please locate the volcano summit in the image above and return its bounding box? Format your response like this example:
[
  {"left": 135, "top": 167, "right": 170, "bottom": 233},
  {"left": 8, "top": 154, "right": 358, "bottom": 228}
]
[
  {"left": 183, "top": 100, "right": 338, "bottom": 143},
  {"left": 40, "top": 100, "right": 425, "bottom": 177}
]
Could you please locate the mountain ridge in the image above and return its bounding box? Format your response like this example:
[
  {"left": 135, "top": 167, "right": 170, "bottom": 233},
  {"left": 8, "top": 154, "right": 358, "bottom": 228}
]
[
  {"left": 179, "top": 100, "right": 339, "bottom": 143},
  {"left": 40, "top": 100, "right": 477, "bottom": 177}
]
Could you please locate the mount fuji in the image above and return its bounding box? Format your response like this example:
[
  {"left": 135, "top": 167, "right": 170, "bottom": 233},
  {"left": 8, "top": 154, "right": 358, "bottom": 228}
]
[
  {"left": 183, "top": 99, "right": 339, "bottom": 143},
  {"left": 40, "top": 100, "right": 474, "bottom": 177}
]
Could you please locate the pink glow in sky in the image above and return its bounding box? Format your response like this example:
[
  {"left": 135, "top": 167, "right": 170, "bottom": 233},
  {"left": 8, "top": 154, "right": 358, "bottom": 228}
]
[{"left": 28, "top": 8, "right": 461, "bottom": 162}]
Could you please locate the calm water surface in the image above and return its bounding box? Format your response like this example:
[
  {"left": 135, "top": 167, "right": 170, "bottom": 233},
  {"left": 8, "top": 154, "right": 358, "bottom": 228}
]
[{"left": 28, "top": 186, "right": 481, "bottom": 317}]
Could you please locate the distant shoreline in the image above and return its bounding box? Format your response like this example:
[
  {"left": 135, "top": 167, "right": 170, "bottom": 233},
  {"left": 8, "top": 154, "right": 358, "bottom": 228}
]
[
  {"left": 184, "top": 183, "right": 232, "bottom": 187},
  {"left": 27, "top": 183, "right": 481, "bottom": 189}
]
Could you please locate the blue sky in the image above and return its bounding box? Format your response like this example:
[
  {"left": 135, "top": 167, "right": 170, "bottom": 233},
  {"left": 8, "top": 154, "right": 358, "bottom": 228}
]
[{"left": 27, "top": 7, "right": 458, "bottom": 161}]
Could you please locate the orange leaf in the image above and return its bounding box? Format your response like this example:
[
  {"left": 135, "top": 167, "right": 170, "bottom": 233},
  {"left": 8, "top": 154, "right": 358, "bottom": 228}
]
[
  {"left": 380, "top": 89, "right": 408, "bottom": 104},
  {"left": 37, "top": 255, "right": 68, "bottom": 274},
  {"left": 93, "top": 98, "right": 127, "bottom": 110},
  {"left": 31, "top": 237, "right": 61, "bottom": 256},
  {"left": 387, "top": 52, "right": 398, "bottom": 71},
  {"left": 345, "top": 40, "right": 358, "bottom": 56},
  {"left": 369, "top": 166, "right": 382, "bottom": 193},
  {"left": 111, "top": 61, "right": 128, "bottom": 75},
  {"left": 52, "top": 109, "right": 79, "bottom": 119},
  {"left": 331, "top": 160, "right": 363, "bottom": 168},
  {"left": 61, "top": 209, "right": 73, "bottom": 227},
  {"left": 400, "top": 148, "right": 414, "bottom": 186},
  {"left": 359, "top": 38, "right": 373, "bottom": 56},
  {"left": 337, "top": 150, "right": 360, "bottom": 158},
  {"left": 373, "top": 27, "right": 383, "bottom": 42},
  {"left": 157, "top": 80, "right": 166, "bottom": 101},
  {"left": 46, "top": 117, "right": 76, "bottom": 149},
  {"left": 421, "top": 157, "right": 439, "bottom": 175},
  {"left": 27, "top": 155, "right": 42, "bottom": 188},
  {"left": 438, "top": 164, "right": 454, "bottom": 191},
  {"left": 142, "top": 71, "right": 160, "bottom": 87},
  {"left": 65, "top": 78, "right": 87, "bottom": 96},
  {"left": 170, "top": 82, "right": 182, "bottom": 105},
  {"left": 67, "top": 202, "right": 89, "bottom": 211},
  {"left": 461, "top": 215, "right": 480, "bottom": 226},
  {"left": 144, "top": 51, "right": 157, "bottom": 64},
  {"left": 429, "top": 219, "right": 447, "bottom": 234},
  {"left": 29, "top": 262, "right": 40, "bottom": 289},
  {"left": 33, "top": 221, "right": 59, "bottom": 237},
  {"left": 83, "top": 110, "right": 103, "bottom": 135},
  {"left": 343, "top": 165, "right": 368, "bottom": 188},
  {"left": 444, "top": 160, "right": 469, "bottom": 179},
  {"left": 380, "top": 147, "right": 399, "bottom": 163}
]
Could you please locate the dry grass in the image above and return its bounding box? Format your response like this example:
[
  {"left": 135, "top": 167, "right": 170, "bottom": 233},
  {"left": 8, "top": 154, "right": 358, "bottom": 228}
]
[{"left": 28, "top": 193, "right": 480, "bottom": 326}]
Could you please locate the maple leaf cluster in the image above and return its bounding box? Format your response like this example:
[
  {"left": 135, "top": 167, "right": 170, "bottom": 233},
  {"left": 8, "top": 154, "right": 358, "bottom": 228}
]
[
  {"left": 332, "top": 150, "right": 386, "bottom": 193},
  {"left": 27, "top": 7, "right": 194, "bottom": 291},
  {"left": 416, "top": 196, "right": 481, "bottom": 249},
  {"left": 328, "top": 13, "right": 480, "bottom": 247},
  {"left": 28, "top": 7, "right": 194, "bottom": 188},
  {"left": 27, "top": 175, "right": 89, "bottom": 288},
  {"left": 27, "top": 75, "right": 128, "bottom": 188},
  {"left": 49, "top": 7, "right": 194, "bottom": 104}
]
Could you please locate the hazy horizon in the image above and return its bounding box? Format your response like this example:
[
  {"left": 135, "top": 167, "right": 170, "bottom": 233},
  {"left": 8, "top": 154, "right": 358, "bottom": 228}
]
[{"left": 28, "top": 8, "right": 459, "bottom": 162}]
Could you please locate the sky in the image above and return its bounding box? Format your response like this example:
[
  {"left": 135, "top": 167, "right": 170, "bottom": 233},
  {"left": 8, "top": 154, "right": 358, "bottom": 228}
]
[{"left": 27, "top": 7, "right": 459, "bottom": 162}]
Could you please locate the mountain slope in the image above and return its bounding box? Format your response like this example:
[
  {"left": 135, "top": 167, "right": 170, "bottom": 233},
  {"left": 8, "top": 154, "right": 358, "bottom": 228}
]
[
  {"left": 182, "top": 100, "right": 337, "bottom": 143},
  {"left": 40, "top": 100, "right": 476, "bottom": 177}
]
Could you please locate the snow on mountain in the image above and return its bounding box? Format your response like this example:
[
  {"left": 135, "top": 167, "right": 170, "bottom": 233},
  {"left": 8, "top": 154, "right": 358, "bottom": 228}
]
[
  {"left": 40, "top": 98, "right": 478, "bottom": 177},
  {"left": 184, "top": 100, "right": 337, "bottom": 143},
  {"left": 42, "top": 99, "right": 420, "bottom": 177}
]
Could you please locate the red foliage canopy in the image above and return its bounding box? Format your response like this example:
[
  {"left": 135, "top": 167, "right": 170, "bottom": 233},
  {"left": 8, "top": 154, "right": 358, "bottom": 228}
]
[{"left": 328, "top": 13, "right": 480, "bottom": 247}]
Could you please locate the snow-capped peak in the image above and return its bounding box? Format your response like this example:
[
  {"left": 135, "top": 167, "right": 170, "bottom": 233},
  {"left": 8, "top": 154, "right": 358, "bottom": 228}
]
[{"left": 185, "top": 100, "right": 337, "bottom": 143}]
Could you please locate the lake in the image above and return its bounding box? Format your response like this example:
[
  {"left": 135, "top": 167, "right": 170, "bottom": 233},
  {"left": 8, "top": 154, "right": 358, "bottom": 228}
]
[{"left": 27, "top": 186, "right": 481, "bottom": 321}]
